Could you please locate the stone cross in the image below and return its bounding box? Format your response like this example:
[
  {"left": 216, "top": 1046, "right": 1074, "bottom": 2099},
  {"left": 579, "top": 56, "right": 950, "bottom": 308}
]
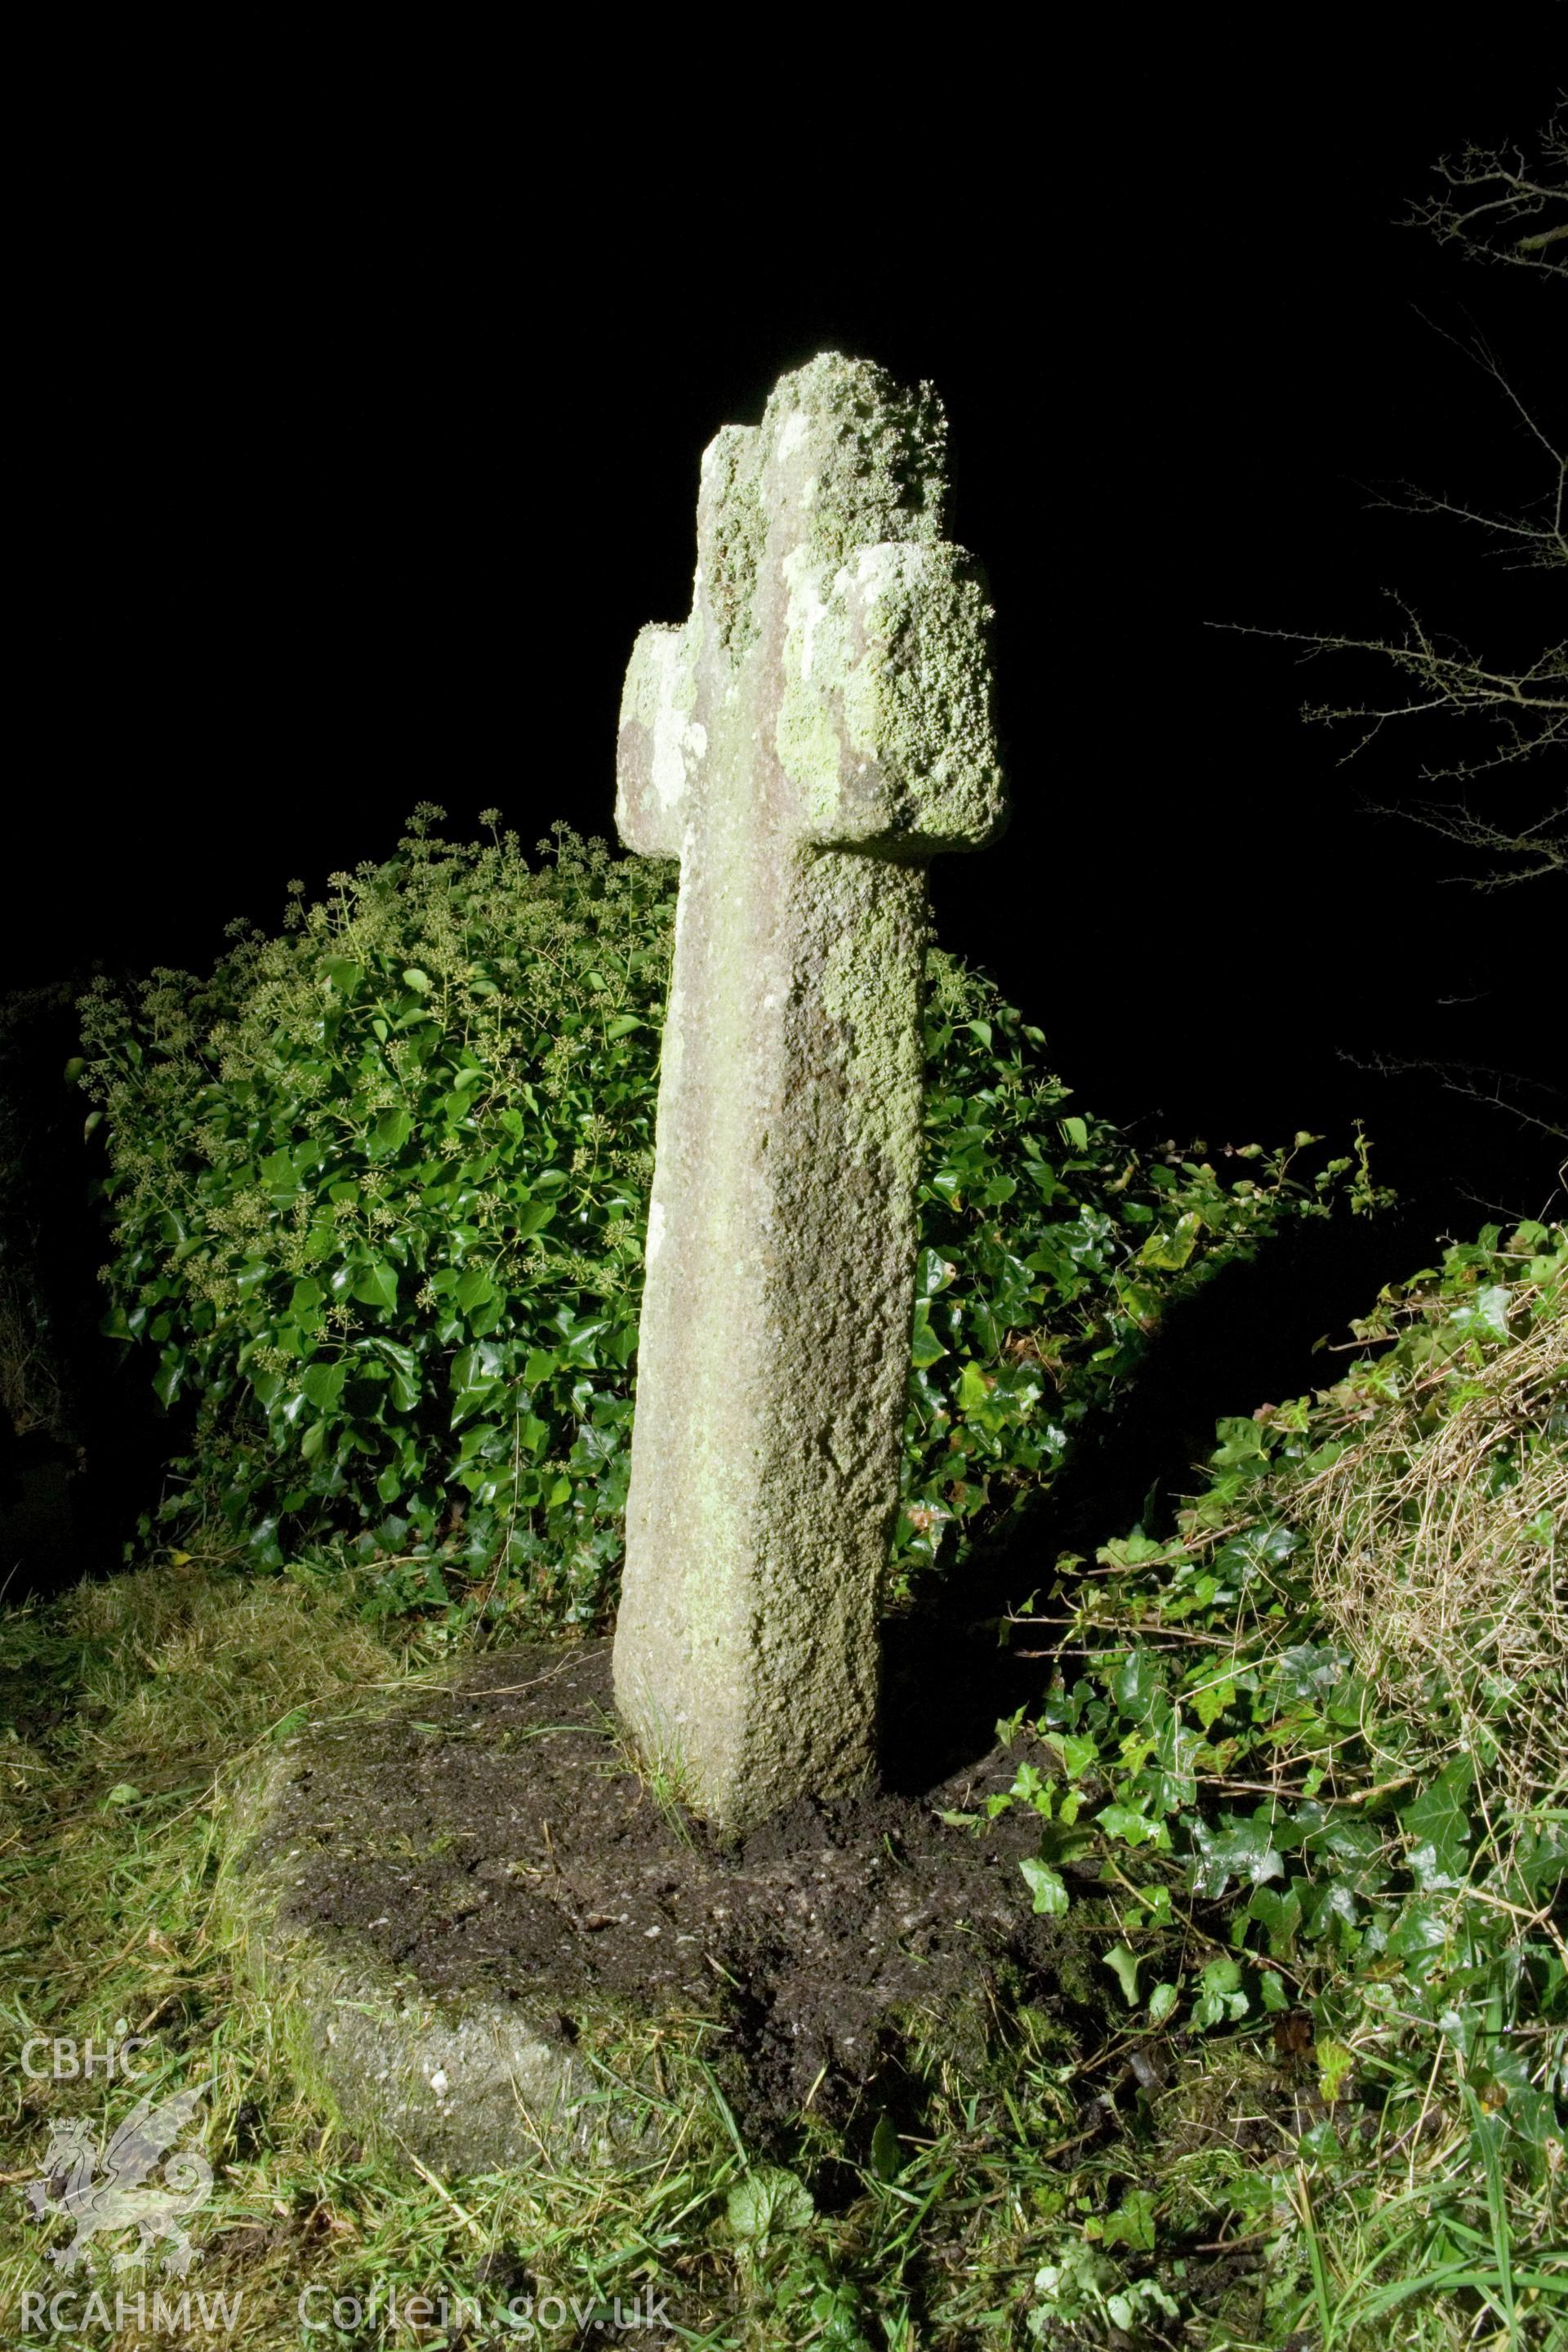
[{"left": 612, "top": 354, "right": 1006, "bottom": 1832}]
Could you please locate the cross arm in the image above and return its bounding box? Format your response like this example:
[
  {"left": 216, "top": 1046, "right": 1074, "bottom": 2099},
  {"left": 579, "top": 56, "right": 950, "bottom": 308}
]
[
  {"left": 615, "top": 620, "right": 707, "bottom": 859},
  {"left": 774, "top": 539, "right": 1006, "bottom": 859}
]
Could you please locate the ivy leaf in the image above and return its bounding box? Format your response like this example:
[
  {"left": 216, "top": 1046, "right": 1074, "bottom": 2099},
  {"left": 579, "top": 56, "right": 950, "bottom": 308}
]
[
  {"left": 300, "top": 1358, "right": 347, "bottom": 1412},
  {"left": 1019, "top": 1856, "right": 1070, "bottom": 1916},
  {"left": 1111, "top": 1648, "right": 1160, "bottom": 1723},
  {"left": 1138, "top": 1211, "right": 1201, "bottom": 1272},
  {"left": 1194, "top": 1675, "right": 1236, "bottom": 1730},
  {"left": 1103, "top": 1944, "right": 1142, "bottom": 2005},
  {"left": 1190, "top": 1815, "right": 1285, "bottom": 1899},
  {"left": 448, "top": 1340, "right": 505, "bottom": 1430},
  {"left": 909, "top": 1300, "right": 947, "bottom": 1367},
  {"left": 915, "top": 1247, "right": 956, "bottom": 1298},
  {"left": 362, "top": 1337, "right": 419, "bottom": 1413},
  {"left": 456, "top": 1264, "right": 498, "bottom": 1316},
  {"left": 1246, "top": 1882, "right": 1303, "bottom": 1954},
  {"left": 1098, "top": 1802, "right": 1166, "bottom": 1849},
  {"left": 351, "top": 1259, "right": 399, "bottom": 1314},
  {"left": 1192, "top": 1954, "right": 1248, "bottom": 2030},
  {"left": 1400, "top": 1755, "right": 1472, "bottom": 1888},
  {"left": 1450, "top": 1284, "right": 1511, "bottom": 1343},
  {"left": 368, "top": 1107, "right": 413, "bottom": 1160}
]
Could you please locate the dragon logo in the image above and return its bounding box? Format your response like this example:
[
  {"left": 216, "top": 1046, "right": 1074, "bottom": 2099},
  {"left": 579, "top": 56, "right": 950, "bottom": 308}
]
[{"left": 24, "top": 2082, "right": 212, "bottom": 2276}]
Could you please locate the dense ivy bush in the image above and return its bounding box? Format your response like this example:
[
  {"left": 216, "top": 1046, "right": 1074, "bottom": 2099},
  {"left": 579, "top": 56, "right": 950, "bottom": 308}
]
[
  {"left": 79, "top": 812, "right": 1377, "bottom": 1627},
  {"left": 996, "top": 1224, "right": 1566, "bottom": 2337}
]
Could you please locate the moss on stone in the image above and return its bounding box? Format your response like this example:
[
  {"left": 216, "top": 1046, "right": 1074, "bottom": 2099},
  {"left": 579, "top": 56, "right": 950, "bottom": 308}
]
[
  {"left": 612, "top": 353, "right": 1009, "bottom": 1829},
  {"left": 698, "top": 424, "right": 767, "bottom": 659},
  {"left": 758, "top": 353, "right": 949, "bottom": 572}
]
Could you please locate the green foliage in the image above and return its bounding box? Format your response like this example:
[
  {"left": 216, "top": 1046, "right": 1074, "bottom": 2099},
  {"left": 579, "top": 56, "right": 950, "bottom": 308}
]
[
  {"left": 6, "top": 1254, "right": 1560, "bottom": 2352},
  {"left": 991, "top": 1223, "right": 1568, "bottom": 2344},
  {"left": 79, "top": 811, "right": 1371, "bottom": 1628},
  {"left": 0, "top": 1540, "right": 1109, "bottom": 2347},
  {"left": 81, "top": 813, "right": 670, "bottom": 1624},
  {"left": 900, "top": 978, "right": 1383, "bottom": 1586}
]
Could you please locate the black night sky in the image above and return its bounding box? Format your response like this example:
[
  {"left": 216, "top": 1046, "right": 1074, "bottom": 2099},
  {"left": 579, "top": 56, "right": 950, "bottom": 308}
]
[{"left": 16, "top": 36, "right": 1565, "bottom": 1380}]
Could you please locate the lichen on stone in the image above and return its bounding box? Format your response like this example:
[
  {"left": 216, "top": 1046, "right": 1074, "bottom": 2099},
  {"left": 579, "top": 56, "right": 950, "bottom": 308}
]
[
  {"left": 758, "top": 353, "right": 949, "bottom": 572},
  {"left": 612, "top": 352, "right": 1009, "bottom": 1830},
  {"left": 698, "top": 425, "right": 767, "bottom": 659},
  {"left": 841, "top": 541, "right": 1004, "bottom": 851}
]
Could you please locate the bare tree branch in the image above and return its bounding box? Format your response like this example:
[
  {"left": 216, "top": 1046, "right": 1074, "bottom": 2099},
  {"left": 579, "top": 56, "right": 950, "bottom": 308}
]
[
  {"left": 1335, "top": 1049, "right": 1568, "bottom": 1145},
  {"left": 1357, "top": 795, "right": 1568, "bottom": 886},
  {"left": 1211, "top": 597, "right": 1568, "bottom": 793},
  {"left": 1211, "top": 127, "right": 1566, "bottom": 893},
  {"left": 1405, "top": 102, "right": 1568, "bottom": 278},
  {"left": 1202, "top": 106, "right": 1568, "bottom": 1163},
  {"left": 1361, "top": 314, "right": 1567, "bottom": 570}
]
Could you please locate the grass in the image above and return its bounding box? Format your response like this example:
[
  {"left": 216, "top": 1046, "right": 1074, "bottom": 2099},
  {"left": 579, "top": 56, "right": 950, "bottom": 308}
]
[
  {"left": 0, "top": 1559, "right": 1073, "bottom": 2346},
  {"left": 1022, "top": 1219, "right": 1568, "bottom": 2348},
  {"left": 0, "top": 1223, "right": 1563, "bottom": 2345}
]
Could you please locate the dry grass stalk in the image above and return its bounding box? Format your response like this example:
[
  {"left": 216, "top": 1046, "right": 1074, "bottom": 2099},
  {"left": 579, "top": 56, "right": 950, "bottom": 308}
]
[{"left": 1296, "top": 1277, "right": 1566, "bottom": 1846}]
